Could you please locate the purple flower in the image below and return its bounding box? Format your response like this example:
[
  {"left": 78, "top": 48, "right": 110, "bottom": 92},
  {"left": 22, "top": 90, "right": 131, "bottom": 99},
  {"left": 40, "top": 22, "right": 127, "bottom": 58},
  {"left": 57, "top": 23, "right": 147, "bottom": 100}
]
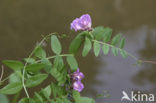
[
  {"left": 70, "top": 14, "right": 92, "bottom": 31},
  {"left": 72, "top": 68, "right": 84, "bottom": 81},
  {"left": 71, "top": 68, "right": 85, "bottom": 92},
  {"left": 73, "top": 81, "right": 84, "bottom": 92}
]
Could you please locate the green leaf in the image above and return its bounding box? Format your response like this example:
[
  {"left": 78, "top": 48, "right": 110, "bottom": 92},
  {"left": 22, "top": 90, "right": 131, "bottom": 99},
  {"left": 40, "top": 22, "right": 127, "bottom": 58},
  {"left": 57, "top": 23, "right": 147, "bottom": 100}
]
[
  {"left": 40, "top": 58, "right": 52, "bottom": 73},
  {"left": 0, "top": 94, "right": 9, "bottom": 103},
  {"left": 51, "top": 67, "right": 66, "bottom": 85},
  {"left": 50, "top": 83, "right": 57, "bottom": 99},
  {"left": 54, "top": 56, "right": 64, "bottom": 71},
  {"left": 26, "top": 63, "right": 45, "bottom": 72},
  {"left": 72, "top": 90, "right": 80, "bottom": 98},
  {"left": 111, "top": 47, "right": 118, "bottom": 56},
  {"left": 73, "top": 90, "right": 94, "bottom": 103},
  {"left": 75, "top": 97, "right": 94, "bottom": 103},
  {"left": 9, "top": 71, "right": 21, "bottom": 83},
  {"left": 92, "top": 26, "right": 105, "bottom": 40},
  {"left": 34, "top": 92, "right": 43, "bottom": 103},
  {"left": 34, "top": 47, "right": 46, "bottom": 59},
  {"left": 103, "top": 27, "right": 112, "bottom": 42},
  {"left": 19, "top": 98, "right": 35, "bottom": 103},
  {"left": 111, "top": 34, "right": 121, "bottom": 45},
  {"left": 50, "top": 83, "right": 65, "bottom": 98},
  {"left": 66, "top": 56, "right": 78, "bottom": 72},
  {"left": 61, "top": 96, "right": 71, "bottom": 103},
  {"left": 26, "top": 74, "right": 48, "bottom": 88},
  {"left": 93, "top": 42, "right": 101, "bottom": 57},
  {"left": 120, "top": 50, "right": 128, "bottom": 58},
  {"left": 43, "top": 85, "right": 51, "bottom": 98},
  {"left": 82, "top": 37, "right": 92, "bottom": 57},
  {"left": 2, "top": 60, "right": 24, "bottom": 70},
  {"left": 69, "top": 31, "right": 86, "bottom": 54},
  {"left": 51, "top": 35, "right": 62, "bottom": 54},
  {"left": 24, "top": 58, "right": 36, "bottom": 64},
  {"left": 0, "top": 82, "right": 22, "bottom": 94},
  {"left": 119, "top": 38, "right": 125, "bottom": 49},
  {"left": 102, "top": 44, "right": 109, "bottom": 55}
]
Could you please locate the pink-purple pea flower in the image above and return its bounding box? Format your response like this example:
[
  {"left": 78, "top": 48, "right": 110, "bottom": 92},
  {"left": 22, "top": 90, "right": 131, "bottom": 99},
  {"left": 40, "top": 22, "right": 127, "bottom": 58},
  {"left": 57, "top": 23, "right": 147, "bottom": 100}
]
[
  {"left": 72, "top": 68, "right": 84, "bottom": 81},
  {"left": 72, "top": 81, "right": 84, "bottom": 92},
  {"left": 70, "top": 14, "right": 92, "bottom": 31},
  {"left": 71, "top": 68, "right": 84, "bottom": 92}
]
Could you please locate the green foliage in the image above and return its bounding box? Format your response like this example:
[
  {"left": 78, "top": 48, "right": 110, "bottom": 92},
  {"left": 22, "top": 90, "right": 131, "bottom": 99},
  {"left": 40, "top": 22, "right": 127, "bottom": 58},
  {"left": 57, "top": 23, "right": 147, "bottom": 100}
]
[
  {"left": 103, "top": 27, "right": 112, "bottom": 42},
  {"left": 92, "top": 26, "right": 105, "bottom": 40},
  {"left": 43, "top": 85, "right": 51, "bottom": 98},
  {"left": 34, "top": 47, "right": 46, "bottom": 59},
  {"left": 53, "top": 56, "right": 64, "bottom": 71},
  {"left": 51, "top": 35, "right": 62, "bottom": 54},
  {"left": 24, "top": 58, "right": 36, "bottom": 64},
  {"left": 2, "top": 60, "right": 24, "bottom": 70},
  {"left": 9, "top": 71, "right": 21, "bottom": 83},
  {"left": 69, "top": 31, "right": 87, "bottom": 54},
  {"left": 92, "top": 27, "right": 112, "bottom": 42},
  {"left": 19, "top": 98, "right": 35, "bottom": 103},
  {"left": 120, "top": 50, "right": 128, "bottom": 58},
  {"left": 119, "top": 38, "right": 125, "bottom": 49},
  {"left": 0, "top": 94, "right": 9, "bottom": 103},
  {"left": 51, "top": 56, "right": 67, "bottom": 85},
  {"left": 51, "top": 66, "right": 67, "bottom": 85},
  {"left": 40, "top": 58, "right": 52, "bottom": 73},
  {"left": 0, "top": 82, "right": 22, "bottom": 94},
  {"left": 34, "top": 92, "right": 43, "bottom": 103},
  {"left": 73, "top": 90, "right": 94, "bottom": 103},
  {"left": 67, "top": 56, "right": 78, "bottom": 72},
  {"left": 0, "top": 25, "right": 131, "bottom": 103},
  {"left": 25, "top": 63, "right": 45, "bottom": 72},
  {"left": 26, "top": 74, "right": 48, "bottom": 88},
  {"left": 50, "top": 83, "right": 66, "bottom": 98},
  {"left": 91, "top": 27, "right": 127, "bottom": 58},
  {"left": 93, "top": 41, "right": 101, "bottom": 57},
  {"left": 111, "top": 34, "right": 121, "bottom": 45},
  {"left": 82, "top": 37, "right": 92, "bottom": 57},
  {"left": 111, "top": 47, "right": 118, "bottom": 56},
  {"left": 102, "top": 44, "right": 109, "bottom": 55}
]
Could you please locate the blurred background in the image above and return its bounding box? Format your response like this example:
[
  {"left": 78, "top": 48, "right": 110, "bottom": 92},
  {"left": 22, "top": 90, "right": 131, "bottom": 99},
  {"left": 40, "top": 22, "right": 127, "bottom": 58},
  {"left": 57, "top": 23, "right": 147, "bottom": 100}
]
[{"left": 0, "top": 0, "right": 156, "bottom": 103}]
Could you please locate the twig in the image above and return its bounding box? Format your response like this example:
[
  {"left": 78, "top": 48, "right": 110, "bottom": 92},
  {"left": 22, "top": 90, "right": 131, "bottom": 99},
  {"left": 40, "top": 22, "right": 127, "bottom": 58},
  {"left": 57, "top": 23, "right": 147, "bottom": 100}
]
[
  {"left": 0, "top": 65, "right": 4, "bottom": 82},
  {"left": 36, "top": 54, "right": 73, "bottom": 63},
  {"left": 141, "top": 60, "right": 156, "bottom": 65},
  {"left": 22, "top": 34, "right": 53, "bottom": 98}
]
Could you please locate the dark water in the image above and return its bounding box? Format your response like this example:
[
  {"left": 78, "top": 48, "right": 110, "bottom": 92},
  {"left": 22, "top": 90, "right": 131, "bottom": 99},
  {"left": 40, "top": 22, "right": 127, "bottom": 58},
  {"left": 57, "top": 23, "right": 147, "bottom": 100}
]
[{"left": 0, "top": 0, "right": 156, "bottom": 103}]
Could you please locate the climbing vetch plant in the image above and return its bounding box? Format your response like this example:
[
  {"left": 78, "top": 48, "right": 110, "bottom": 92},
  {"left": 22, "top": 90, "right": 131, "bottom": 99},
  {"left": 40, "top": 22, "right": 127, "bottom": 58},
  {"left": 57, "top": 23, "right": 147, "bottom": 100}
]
[{"left": 0, "top": 14, "right": 139, "bottom": 103}]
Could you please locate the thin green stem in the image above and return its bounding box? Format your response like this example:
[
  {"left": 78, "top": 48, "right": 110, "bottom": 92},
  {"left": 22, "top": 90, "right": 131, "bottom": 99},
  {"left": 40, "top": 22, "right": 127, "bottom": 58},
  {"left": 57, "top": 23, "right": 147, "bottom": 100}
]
[
  {"left": 93, "top": 40, "right": 156, "bottom": 65},
  {"left": 36, "top": 54, "right": 73, "bottom": 63},
  {"left": 0, "top": 65, "right": 4, "bottom": 82},
  {"left": 22, "top": 34, "right": 52, "bottom": 98},
  {"left": 0, "top": 76, "right": 9, "bottom": 83}
]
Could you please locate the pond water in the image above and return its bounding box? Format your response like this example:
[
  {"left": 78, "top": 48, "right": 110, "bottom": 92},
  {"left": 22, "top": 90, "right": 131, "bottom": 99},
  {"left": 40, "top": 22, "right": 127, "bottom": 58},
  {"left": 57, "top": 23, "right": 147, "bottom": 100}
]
[{"left": 0, "top": 0, "right": 156, "bottom": 103}]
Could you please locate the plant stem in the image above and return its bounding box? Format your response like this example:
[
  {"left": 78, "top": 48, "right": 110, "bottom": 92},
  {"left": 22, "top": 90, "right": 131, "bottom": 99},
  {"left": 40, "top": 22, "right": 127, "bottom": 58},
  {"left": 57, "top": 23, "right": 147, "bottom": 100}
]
[
  {"left": 0, "top": 65, "right": 4, "bottom": 82},
  {"left": 22, "top": 34, "right": 52, "bottom": 98},
  {"left": 93, "top": 40, "right": 156, "bottom": 65},
  {"left": 141, "top": 60, "right": 156, "bottom": 65},
  {"left": 36, "top": 54, "right": 73, "bottom": 63},
  {"left": 0, "top": 76, "right": 9, "bottom": 83}
]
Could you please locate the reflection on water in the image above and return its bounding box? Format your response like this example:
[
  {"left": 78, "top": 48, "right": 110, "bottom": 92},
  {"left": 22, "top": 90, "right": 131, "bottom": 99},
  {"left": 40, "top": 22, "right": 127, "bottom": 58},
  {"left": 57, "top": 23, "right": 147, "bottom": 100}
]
[{"left": 0, "top": 0, "right": 156, "bottom": 103}]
